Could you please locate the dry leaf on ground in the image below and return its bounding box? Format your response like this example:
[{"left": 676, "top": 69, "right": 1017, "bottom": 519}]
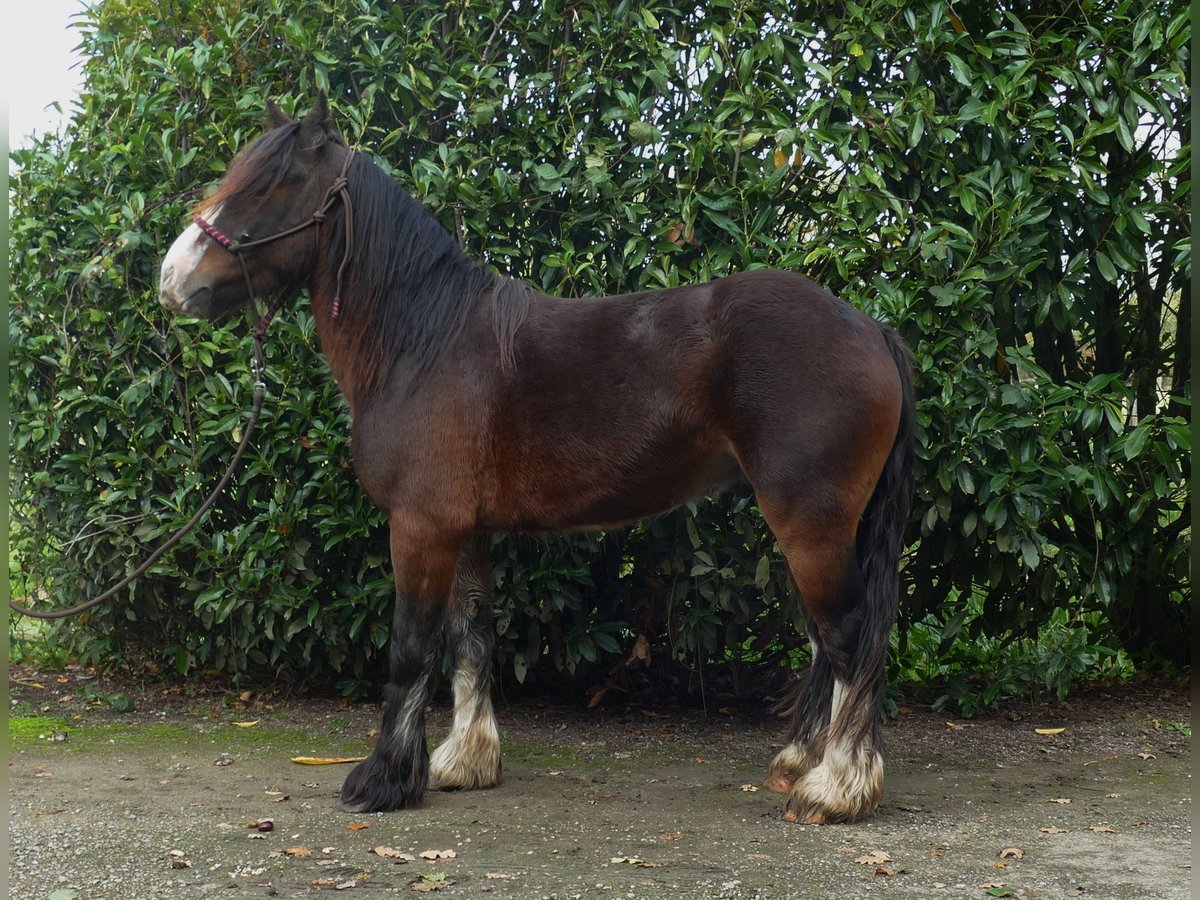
[
  {"left": 999, "top": 847, "right": 1024, "bottom": 859},
  {"left": 347, "top": 822, "right": 371, "bottom": 831},
  {"left": 1089, "top": 824, "right": 1116, "bottom": 833},
  {"left": 1040, "top": 826, "right": 1068, "bottom": 834},
  {"left": 419, "top": 849, "right": 456, "bottom": 861},
  {"left": 292, "top": 756, "right": 369, "bottom": 765},
  {"left": 855, "top": 851, "right": 894, "bottom": 865},
  {"left": 1046, "top": 797, "right": 1072, "bottom": 804},
  {"left": 1035, "top": 727, "right": 1065, "bottom": 735},
  {"left": 410, "top": 874, "right": 453, "bottom": 892},
  {"left": 373, "top": 846, "right": 416, "bottom": 861}
]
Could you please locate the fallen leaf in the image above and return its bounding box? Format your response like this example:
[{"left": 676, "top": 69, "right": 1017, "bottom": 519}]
[
  {"left": 484, "top": 873, "right": 513, "bottom": 880},
  {"left": 1106, "top": 792, "right": 1121, "bottom": 798},
  {"left": 282, "top": 846, "right": 313, "bottom": 857},
  {"left": 999, "top": 847, "right": 1025, "bottom": 859},
  {"left": 1137, "top": 752, "right": 1156, "bottom": 760},
  {"left": 167, "top": 849, "right": 190, "bottom": 870},
  {"left": 659, "top": 832, "right": 684, "bottom": 841},
  {"left": 611, "top": 856, "right": 643, "bottom": 865},
  {"left": 335, "top": 880, "right": 358, "bottom": 890},
  {"left": 1088, "top": 824, "right": 1116, "bottom": 833},
  {"left": 233, "top": 720, "right": 261, "bottom": 728},
  {"left": 855, "top": 851, "right": 894, "bottom": 866},
  {"left": 740, "top": 784, "right": 759, "bottom": 792},
  {"left": 1046, "top": 797, "right": 1072, "bottom": 804},
  {"left": 874, "top": 866, "right": 896, "bottom": 876},
  {"left": 372, "top": 846, "right": 416, "bottom": 861},
  {"left": 419, "top": 849, "right": 456, "bottom": 861},
  {"left": 48, "top": 891, "right": 78, "bottom": 900},
  {"left": 694, "top": 756, "right": 710, "bottom": 764},
  {"left": 292, "top": 756, "right": 369, "bottom": 765},
  {"left": 1131, "top": 819, "right": 1148, "bottom": 827},
  {"left": 994, "top": 861, "right": 1008, "bottom": 869},
  {"left": 312, "top": 879, "right": 337, "bottom": 887},
  {"left": 945, "top": 721, "right": 964, "bottom": 730},
  {"left": 1040, "top": 826, "right": 1068, "bottom": 834},
  {"left": 410, "top": 873, "right": 453, "bottom": 892},
  {"left": 347, "top": 822, "right": 371, "bottom": 831},
  {"left": 1035, "top": 727, "right": 1066, "bottom": 735},
  {"left": 214, "top": 754, "right": 234, "bottom": 767}
]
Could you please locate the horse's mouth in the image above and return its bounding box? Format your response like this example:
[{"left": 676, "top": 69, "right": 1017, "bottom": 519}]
[{"left": 159, "top": 284, "right": 212, "bottom": 317}]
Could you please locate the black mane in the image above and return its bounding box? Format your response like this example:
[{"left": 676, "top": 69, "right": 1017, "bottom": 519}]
[
  {"left": 212, "top": 123, "right": 528, "bottom": 395},
  {"left": 329, "top": 151, "right": 529, "bottom": 394}
]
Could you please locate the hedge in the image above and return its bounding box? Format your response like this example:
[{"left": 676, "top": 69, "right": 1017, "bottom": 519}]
[{"left": 9, "top": 0, "right": 1190, "bottom": 702}]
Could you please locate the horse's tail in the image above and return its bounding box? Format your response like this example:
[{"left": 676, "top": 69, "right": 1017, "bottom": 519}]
[{"left": 847, "top": 323, "right": 915, "bottom": 725}]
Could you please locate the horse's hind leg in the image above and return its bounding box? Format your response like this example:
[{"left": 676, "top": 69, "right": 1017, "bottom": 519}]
[
  {"left": 762, "top": 510, "right": 888, "bottom": 824},
  {"left": 340, "top": 522, "right": 462, "bottom": 813},
  {"left": 430, "top": 535, "right": 502, "bottom": 791}
]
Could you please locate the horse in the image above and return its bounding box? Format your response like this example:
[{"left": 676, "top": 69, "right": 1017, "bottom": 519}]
[{"left": 158, "top": 93, "right": 914, "bottom": 825}]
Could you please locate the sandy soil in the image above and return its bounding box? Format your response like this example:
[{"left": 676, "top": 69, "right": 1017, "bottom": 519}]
[{"left": 7, "top": 667, "right": 1191, "bottom": 899}]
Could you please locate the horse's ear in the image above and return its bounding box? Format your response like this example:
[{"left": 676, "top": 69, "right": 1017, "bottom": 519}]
[
  {"left": 298, "top": 91, "right": 332, "bottom": 146},
  {"left": 266, "top": 98, "right": 292, "bottom": 128}
]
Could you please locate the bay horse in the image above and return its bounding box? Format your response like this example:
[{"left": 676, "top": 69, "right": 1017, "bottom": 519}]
[{"left": 158, "top": 94, "right": 914, "bottom": 824}]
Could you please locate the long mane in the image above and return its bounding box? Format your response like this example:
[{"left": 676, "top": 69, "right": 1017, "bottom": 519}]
[
  {"left": 329, "top": 153, "right": 529, "bottom": 394},
  {"left": 212, "top": 124, "right": 529, "bottom": 395}
]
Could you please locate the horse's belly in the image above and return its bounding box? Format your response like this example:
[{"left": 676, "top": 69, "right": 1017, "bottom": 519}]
[{"left": 489, "top": 444, "right": 744, "bottom": 532}]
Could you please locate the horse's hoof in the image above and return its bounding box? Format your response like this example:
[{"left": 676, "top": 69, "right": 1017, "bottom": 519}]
[
  {"left": 762, "top": 772, "right": 795, "bottom": 795},
  {"left": 782, "top": 805, "right": 828, "bottom": 825},
  {"left": 339, "top": 755, "right": 424, "bottom": 812}
]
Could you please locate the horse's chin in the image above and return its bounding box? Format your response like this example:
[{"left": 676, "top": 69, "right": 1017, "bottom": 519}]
[{"left": 159, "top": 285, "right": 242, "bottom": 321}]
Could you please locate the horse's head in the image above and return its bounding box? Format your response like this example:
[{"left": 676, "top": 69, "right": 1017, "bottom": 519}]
[{"left": 159, "top": 93, "right": 349, "bottom": 320}]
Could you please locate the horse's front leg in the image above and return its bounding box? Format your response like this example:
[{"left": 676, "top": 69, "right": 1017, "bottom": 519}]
[{"left": 340, "top": 523, "right": 462, "bottom": 813}]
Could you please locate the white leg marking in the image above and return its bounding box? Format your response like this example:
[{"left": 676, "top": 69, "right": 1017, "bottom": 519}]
[
  {"left": 786, "top": 678, "right": 883, "bottom": 822},
  {"left": 429, "top": 668, "right": 501, "bottom": 790}
]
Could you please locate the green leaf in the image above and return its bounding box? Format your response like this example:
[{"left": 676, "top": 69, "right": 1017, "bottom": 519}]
[
  {"left": 1095, "top": 251, "right": 1118, "bottom": 282},
  {"left": 754, "top": 555, "right": 770, "bottom": 589}
]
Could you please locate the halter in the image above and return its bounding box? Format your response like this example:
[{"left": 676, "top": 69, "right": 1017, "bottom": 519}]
[{"left": 193, "top": 148, "right": 356, "bottom": 328}]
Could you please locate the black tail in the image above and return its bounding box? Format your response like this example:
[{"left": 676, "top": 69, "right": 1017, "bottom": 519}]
[{"left": 835, "top": 323, "right": 915, "bottom": 737}]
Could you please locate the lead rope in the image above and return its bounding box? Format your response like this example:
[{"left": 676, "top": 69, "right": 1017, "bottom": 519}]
[{"left": 9, "top": 329, "right": 270, "bottom": 620}]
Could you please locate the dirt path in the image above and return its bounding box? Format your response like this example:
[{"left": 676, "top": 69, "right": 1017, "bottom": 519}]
[{"left": 8, "top": 669, "right": 1191, "bottom": 899}]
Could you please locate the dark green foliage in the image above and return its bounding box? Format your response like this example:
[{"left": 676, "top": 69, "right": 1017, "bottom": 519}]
[{"left": 9, "top": 0, "right": 1189, "bottom": 705}]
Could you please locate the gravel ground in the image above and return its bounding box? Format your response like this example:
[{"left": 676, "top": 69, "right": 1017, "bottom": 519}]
[{"left": 7, "top": 669, "right": 1192, "bottom": 899}]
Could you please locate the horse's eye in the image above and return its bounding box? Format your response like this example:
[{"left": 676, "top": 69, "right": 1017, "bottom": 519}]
[{"left": 238, "top": 231, "right": 251, "bottom": 242}]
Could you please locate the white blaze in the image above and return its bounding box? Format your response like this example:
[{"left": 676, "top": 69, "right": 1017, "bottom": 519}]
[{"left": 159, "top": 205, "right": 221, "bottom": 313}]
